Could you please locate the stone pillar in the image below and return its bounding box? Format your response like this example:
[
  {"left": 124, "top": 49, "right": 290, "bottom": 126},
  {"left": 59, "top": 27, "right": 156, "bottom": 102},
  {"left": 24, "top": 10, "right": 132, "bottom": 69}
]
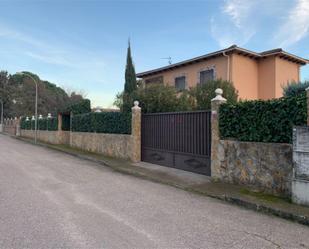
[
  {"left": 211, "top": 89, "right": 226, "bottom": 180},
  {"left": 57, "top": 113, "right": 62, "bottom": 131},
  {"left": 292, "top": 126, "right": 309, "bottom": 206},
  {"left": 15, "top": 117, "right": 21, "bottom": 136},
  {"left": 131, "top": 101, "right": 141, "bottom": 162},
  {"left": 306, "top": 87, "right": 309, "bottom": 126}
]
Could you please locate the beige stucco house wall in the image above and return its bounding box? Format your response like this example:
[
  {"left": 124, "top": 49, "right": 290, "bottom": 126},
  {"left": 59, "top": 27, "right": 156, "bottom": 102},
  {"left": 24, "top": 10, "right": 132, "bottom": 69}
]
[
  {"left": 143, "top": 56, "right": 228, "bottom": 88},
  {"left": 137, "top": 45, "right": 307, "bottom": 101},
  {"left": 230, "top": 53, "right": 259, "bottom": 100},
  {"left": 258, "top": 56, "right": 276, "bottom": 100},
  {"left": 275, "top": 57, "right": 300, "bottom": 98}
]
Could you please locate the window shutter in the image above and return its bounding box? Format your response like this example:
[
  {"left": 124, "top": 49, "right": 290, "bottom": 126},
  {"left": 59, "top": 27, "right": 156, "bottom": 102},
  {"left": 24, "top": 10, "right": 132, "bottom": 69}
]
[
  {"left": 175, "top": 76, "right": 186, "bottom": 90},
  {"left": 200, "top": 69, "right": 214, "bottom": 84}
]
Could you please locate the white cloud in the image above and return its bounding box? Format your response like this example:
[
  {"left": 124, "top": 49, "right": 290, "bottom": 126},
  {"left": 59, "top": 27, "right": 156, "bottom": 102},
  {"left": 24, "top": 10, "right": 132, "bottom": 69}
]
[
  {"left": 25, "top": 51, "right": 74, "bottom": 67},
  {"left": 0, "top": 23, "right": 112, "bottom": 106},
  {"left": 211, "top": 0, "right": 258, "bottom": 48},
  {"left": 222, "top": 0, "right": 255, "bottom": 28},
  {"left": 0, "top": 23, "right": 105, "bottom": 73},
  {"left": 274, "top": 0, "right": 309, "bottom": 48},
  {"left": 0, "top": 25, "right": 47, "bottom": 49}
]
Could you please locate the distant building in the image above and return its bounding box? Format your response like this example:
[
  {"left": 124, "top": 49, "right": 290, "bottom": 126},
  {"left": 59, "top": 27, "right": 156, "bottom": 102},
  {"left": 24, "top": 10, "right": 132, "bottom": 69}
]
[{"left": 92, "top": 107, "right": 120, "bottom": 113}]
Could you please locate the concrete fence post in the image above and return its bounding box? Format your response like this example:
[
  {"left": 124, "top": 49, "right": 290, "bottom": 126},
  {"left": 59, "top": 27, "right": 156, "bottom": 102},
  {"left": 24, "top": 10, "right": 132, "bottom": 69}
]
[
  {"left": 211, "top": 88, "right": 226, "bottom": 180},
  {"left": 15, "top": 117, "right": 21, "bottom": 136},
  {"left": 306, "top": 87, "right": 309, "bottom": 126},
  {"left": 57, "top": 113, "right": 62, "bottom": 132},
  {"left": 131, "top": 100, "right": 141, "bottom": 163}
]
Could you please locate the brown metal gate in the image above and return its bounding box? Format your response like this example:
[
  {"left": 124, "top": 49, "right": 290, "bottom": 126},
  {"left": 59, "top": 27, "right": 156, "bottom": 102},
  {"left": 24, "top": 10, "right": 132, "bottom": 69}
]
[{"left": 141, "top": 111, "right": 211, "bottom": 175}]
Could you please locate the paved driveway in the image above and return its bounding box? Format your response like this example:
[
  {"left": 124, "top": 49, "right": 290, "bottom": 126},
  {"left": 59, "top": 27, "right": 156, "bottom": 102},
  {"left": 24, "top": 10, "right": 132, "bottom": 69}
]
[{"left": 0, "top": 134, "right": 308, "bottom": 249}]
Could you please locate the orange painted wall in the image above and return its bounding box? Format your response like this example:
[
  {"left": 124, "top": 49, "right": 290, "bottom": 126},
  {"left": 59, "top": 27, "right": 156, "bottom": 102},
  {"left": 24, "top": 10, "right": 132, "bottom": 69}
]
[
  {"left": 230, "top": 54, "right": 259, "bottom": 100},
  {"left": 258, "top": 57, "right": 276, "bottom": 100},
  {"left": 142, "top": 56, "right": 228, "bottom": 89},
  {"left": 275, "top": 57, "right": 300, "bottom": 98},
  {"left": 141, "top": 53, "right": 303, "bottom": 101}
]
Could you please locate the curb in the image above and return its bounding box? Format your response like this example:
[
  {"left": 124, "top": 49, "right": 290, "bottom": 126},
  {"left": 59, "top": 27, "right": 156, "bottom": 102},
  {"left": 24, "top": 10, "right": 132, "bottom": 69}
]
[{"left": 9, "top": 135, "right": 309, "bottom": 227}]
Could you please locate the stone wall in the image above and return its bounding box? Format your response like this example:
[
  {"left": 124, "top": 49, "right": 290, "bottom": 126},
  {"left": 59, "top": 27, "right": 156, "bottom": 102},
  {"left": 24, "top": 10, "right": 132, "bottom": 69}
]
[
  {"left": 217, "top": 140, "right": 293, "bottom": 196},
  {"left": 20, "top": 130, "right": 70, "bottom": 145},
  {"left": 19, "top": 101, "right": 142, "bottom": 162},
  {"left": 3, "top": 118, "right": 19, "bottom": 136},
  {"left": 4, "top": 125, "right": 16, "bottom": 136},
  {"left": 20, "top": 129, "right": 134, "bottom": 160},
  {"left": 211, "top": 88, "right": 293, "bottom": 197},
  {"left": 70, "top": 132, "right": 132, "bottom": 160}
]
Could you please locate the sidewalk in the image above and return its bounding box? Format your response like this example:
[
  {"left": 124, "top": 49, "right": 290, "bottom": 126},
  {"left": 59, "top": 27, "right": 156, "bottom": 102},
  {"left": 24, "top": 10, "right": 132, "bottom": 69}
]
[{"left": 14, "top": 135, "right": 309, "bottom": 226}]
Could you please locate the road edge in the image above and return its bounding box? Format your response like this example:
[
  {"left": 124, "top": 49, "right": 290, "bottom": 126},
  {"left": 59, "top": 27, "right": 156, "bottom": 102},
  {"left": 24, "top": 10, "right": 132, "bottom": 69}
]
[{"left": 8, "top": 134, "right": 309, "bottom": 227}]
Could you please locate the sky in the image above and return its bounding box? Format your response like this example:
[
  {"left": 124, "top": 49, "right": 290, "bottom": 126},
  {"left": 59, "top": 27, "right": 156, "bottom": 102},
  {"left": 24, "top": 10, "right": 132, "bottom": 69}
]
[{"left": 0, "top": 0, "right": 308, "bottom": 108}]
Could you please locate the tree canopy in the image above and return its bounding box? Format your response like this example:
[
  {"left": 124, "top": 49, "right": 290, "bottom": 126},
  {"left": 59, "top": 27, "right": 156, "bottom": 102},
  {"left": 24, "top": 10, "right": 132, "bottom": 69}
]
[
  {"left": 124, "top": 41, "right": 137, "bottom": 94},
  {"left": 114, "top": 80, "right": 238, "bottom": 113},
  {"left": 122, "top": 41, "right": 138, "bottom": 112},
  {"left": 0, "top": 70, "right": 89, "bottom": 118}
]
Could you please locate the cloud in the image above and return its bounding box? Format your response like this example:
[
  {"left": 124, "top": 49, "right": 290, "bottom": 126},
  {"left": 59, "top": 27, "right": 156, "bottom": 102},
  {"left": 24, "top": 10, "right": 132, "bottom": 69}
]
[
  {"left": 222, "top": 0, "right": 255, "bottom": 28},
  {"left": 273, "top": 0, "right": 309, "bottom": 48},
  {"left": 25, "top": 51, "right": 73, "bottom": 67},
  {"left": 0, "top": 23, "right": 105, "bottom": 73},
  {"left": 211, "top": 0, "right": 258, "bottom": 48},
  {"left": 0, "top": 25, "right": 47, "bottom": 49},
  {"left": 0, "top": 23, "right": 111, "bottom": 106}
]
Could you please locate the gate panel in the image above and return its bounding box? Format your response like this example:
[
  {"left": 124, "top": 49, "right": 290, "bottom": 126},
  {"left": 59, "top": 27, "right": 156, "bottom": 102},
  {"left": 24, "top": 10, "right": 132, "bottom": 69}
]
[{"left": 141, "top": 111, "right": 211, "bottom": 175}]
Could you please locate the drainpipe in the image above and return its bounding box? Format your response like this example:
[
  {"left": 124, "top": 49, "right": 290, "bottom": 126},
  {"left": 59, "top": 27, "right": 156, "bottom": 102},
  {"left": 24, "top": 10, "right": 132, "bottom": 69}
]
[{"left": 223, "top": 51, "right": 230, "bottom": 81}]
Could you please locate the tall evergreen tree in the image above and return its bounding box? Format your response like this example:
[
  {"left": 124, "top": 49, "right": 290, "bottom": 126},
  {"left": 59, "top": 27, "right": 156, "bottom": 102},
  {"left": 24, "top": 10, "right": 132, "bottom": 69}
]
[{"left": 124, "top": 41, "right": 137, "bottom": 94}]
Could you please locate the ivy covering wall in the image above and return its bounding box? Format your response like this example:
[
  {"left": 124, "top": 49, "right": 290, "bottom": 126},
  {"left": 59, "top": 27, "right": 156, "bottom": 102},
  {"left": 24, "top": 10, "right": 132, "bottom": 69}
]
[
  {"left": 20, "top": 117, "right": 58, "bottom": 131},
  {"left": 72, "top": 112, "right": 131, "bottom": 134},
  {"left": 63, "top": 99, "right": 91, "bottom": 115},
  {"left": 219, "top": 93, "right": 307, "bottom": 143}
]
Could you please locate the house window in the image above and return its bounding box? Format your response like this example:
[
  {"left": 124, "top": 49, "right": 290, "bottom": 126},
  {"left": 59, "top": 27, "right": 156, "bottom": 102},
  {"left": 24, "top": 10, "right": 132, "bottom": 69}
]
[
  {"left": 145, "top": 76, "right": 163, "bottom": 85},
  {"left": 200, "top": 69, "right": 214, "bottom": 84},
  {"left": 175, "top": 76, "right": 186, "bottom": 91}
]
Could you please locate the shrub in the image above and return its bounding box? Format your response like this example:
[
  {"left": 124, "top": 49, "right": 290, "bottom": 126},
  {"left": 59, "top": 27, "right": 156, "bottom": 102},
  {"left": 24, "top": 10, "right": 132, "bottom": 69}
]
[
  {"left": 20, "top": 117, "right": 58, "bottom": 131},
  {"left": 114, "top": 80, "right": 238, "bottom": 113},
  {"left": 190, "top": 79, "right": 238, "bottom": 110},
  {"left": 63, "top": 99, "right": 91, "bottom": 115},
  {"left": 219, "top": 92, "right": 307, "bottom": 143},
  {"left": 134, "top": 84, "right": 195, "bottom": 113},
  {"left": 20, "top": 117, "right": 31, "bottom": 130},
  {"left": 72, "top": 112, "right": 131, "bottom": 134},
  {"left": 283, "top": 81, "right": 309, "bottom": 97}
]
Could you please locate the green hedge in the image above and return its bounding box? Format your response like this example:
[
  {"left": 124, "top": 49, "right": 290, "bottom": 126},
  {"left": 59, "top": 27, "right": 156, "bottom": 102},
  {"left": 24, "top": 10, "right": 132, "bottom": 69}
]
[
  {"left": 283, "top": 81, "right": 309, "bottom": 97},
  {"left": 72, "top": 112, "right": 131, "bottom": 134},
  {"left": 62, "top": 115, "right": 71, "bottom": 131},
  {"left": 63, "top": 99, "right": 91, "bottom": 115},
  {"left": 20, "top": 117, "right": 58, "bottom": 131},
  {"left": 219, "top": 93, "right": 307, "bottom": 143}
]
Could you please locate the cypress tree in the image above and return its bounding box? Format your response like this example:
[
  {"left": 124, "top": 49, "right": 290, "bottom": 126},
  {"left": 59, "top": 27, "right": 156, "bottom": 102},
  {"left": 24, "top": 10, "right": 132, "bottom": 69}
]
[{"left": 124, "top": 41, "right": 137, "bottom": 94}]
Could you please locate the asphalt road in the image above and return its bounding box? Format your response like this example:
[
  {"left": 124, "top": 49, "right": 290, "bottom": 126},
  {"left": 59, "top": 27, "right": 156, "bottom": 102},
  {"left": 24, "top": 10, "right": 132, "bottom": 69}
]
[{"left": 0, "top": 134, "right": 309, "bottom": 249}]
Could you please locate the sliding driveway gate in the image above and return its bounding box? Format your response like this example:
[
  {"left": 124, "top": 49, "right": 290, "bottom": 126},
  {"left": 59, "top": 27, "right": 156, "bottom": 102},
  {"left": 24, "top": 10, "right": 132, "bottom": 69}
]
[{"left": 141, "top": 111, "right": 211, "bottom": 175}]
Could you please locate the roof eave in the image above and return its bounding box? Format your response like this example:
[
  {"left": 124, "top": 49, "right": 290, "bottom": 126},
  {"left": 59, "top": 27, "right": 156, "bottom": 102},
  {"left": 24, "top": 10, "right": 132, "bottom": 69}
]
[
  {"left": 136, "top": 47, "right": 308, "bottom": 78},
  {"left": 137, "top": 46, "right": 245, "bottom": 78}
]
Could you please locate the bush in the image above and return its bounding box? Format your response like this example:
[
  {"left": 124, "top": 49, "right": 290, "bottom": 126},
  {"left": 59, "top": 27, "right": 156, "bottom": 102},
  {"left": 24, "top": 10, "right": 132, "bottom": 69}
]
[
  {"left": 20, "top": 117, "right": 58, "bottom": 131},
  {"left": 190, "top": 79, "right": 238, "bottom": 110},
  {"left": 283, "top": 81, "right": 309, "bottom": 97},
  {"left": 219, "top": 92, "right": 307, "bottom": 143},
  {"left": 114, "top": 80, "right": 238, "bottom": 113},
  {"left": 63, "top": 99, "right": 91, "bottom": 115},
  {"left": 72, "top": 112, "right": 131, "bottom": 134},
  {"left": 134, "top": 84, "right": 195, "bottom": 113},
  {"left": 20, "top": 117, "right": 31, "bottom": 130}
]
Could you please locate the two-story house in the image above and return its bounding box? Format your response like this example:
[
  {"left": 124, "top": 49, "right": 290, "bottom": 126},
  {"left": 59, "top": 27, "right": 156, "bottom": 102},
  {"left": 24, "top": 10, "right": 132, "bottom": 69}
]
[{"left": 136, "top": 45, "right": 308, "bottom": 100}]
